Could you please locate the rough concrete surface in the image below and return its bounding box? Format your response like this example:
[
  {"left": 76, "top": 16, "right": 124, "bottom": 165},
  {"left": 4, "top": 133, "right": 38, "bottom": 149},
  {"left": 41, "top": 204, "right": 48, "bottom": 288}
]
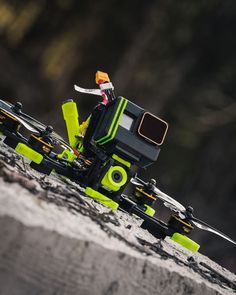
[{"left": 0, "top": 139, "right": 236, "bottom": 295}]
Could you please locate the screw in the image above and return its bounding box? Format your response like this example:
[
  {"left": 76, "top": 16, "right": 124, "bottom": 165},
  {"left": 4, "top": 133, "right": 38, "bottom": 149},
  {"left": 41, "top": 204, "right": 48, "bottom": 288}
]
[
  {"left": 13, "top": 102, "right": 22, "bottom": 113},
  {"left": 150, "top": 179, "right": 156, "bottom": 186},
  {"left": 186, "top": 206, "right": 194, "bottom": 215},
  {"left": 46, "top": 125, "right": 53, "bottom": 133}
]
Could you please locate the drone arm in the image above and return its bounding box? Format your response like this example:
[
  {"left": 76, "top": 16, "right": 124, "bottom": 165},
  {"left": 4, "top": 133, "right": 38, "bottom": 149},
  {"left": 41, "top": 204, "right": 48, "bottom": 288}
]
[{"left": 119, "top": 196, "right": 169, "bottom": 239}]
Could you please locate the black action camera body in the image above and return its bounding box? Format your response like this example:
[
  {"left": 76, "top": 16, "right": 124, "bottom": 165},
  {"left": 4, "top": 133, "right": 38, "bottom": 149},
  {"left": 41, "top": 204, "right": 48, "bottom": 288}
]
[{"left": 82, "top": 96, "right": 168, "bottom": 207}]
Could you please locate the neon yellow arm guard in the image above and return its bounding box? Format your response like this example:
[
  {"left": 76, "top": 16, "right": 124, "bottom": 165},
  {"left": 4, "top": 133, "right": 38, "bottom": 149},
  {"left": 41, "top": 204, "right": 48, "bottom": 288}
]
[{"left": 62, "top": 100, "right": 80, "bottom": 148}]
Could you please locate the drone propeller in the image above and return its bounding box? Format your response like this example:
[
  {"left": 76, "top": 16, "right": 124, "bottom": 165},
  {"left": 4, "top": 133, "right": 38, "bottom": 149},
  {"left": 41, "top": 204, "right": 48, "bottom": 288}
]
[
  {"left": 130, "top": 177, "right": 186, "bottom": 212},
  {"left": 12, "top": 102, "right": 73, "bottom": 148},
  {"left": 1, "top": 108, "right": 40, "bottom": 134},
  {"left": 0, "top": 101, "right": 75, "bottom": 155},
  {"left": 129, "top": 177, "right": 146, "bottom": 187},
  {"left": 130, "top": 177, "right": 236, "bottom": 245},
  {"left": 190, "top": 215, "right": 236, "bottom": 245},
  {"left": 153, "top": 185, "right": 186, "bottom": 212}
]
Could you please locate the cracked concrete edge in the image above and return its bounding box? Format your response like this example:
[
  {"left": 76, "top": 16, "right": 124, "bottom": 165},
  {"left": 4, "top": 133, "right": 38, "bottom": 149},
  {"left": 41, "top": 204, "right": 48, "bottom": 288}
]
[
  {"left": 0, "top": 178, "right": 234, "bottom": 295},
  {"left": 0, "top": 215, "right": 221, "bottom": 295}
]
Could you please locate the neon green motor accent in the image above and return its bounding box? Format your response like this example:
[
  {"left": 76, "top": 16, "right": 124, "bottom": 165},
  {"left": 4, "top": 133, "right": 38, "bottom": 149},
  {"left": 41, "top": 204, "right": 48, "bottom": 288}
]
[
  {"left": 78, "top": 145, "right": 85, "bottom": 154},
  {"left": 171, "top": 233, "right": 200, "bottom": 253},
  {"left": 78, "top": 115, "right": 90, "bottom": 138},
  {"left": 57, "top": 149, "right": 77, "bottom": 162},
  {"left": 95, "top": 97, "right": 128, "bottom": 145},
  {"left": 62, "top": 100, "right": 80, "bottom": 148},
  {"left": 85, "top": 187, "right": 119, "bottom": 210},
  {"left": 112, "top": 154, "right": 131, "bottom": 168},
  {"left": 144, "top": 205, "right": 155, "bottom": 217},
  {"left": 101, "top": 166, "right": 127, "bottom": 192},
  {"left": 15, "top": 143, "right": 43, "bottom": 164}
]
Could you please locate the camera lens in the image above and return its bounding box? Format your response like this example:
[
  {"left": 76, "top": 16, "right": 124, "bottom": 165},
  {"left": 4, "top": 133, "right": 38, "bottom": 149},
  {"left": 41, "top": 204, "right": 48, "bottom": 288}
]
[{"left": 112, "top": 171, "right": 122, "bottom": 183}]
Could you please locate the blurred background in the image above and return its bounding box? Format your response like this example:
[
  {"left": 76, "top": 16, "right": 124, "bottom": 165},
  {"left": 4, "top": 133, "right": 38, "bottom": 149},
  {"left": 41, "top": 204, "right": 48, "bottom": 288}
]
[{"left": 0, "top": 0, "right": 235, "bottom": 272}]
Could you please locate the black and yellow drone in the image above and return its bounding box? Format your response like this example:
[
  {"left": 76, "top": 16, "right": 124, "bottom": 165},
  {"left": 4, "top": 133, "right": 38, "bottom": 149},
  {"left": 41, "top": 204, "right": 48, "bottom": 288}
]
[{"left": 0, "top": 71, "right": 235, "bottom": 253}]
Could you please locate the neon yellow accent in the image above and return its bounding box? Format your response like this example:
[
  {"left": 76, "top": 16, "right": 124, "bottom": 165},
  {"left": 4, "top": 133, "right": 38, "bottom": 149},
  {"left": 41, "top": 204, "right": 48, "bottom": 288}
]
[
  {"left": 171, "top": 233, "right": 200, "bottom": 253},
  {"left": 78, "top": 116, "right": 91, "bottom": 138},
  {"left": 95, "top": 97, "right": 128, "bottom": 145},
  {"left": 144, "top": 205, "right": 155, "bottom": 217},
  {"left": 62, "top": 101, "right": 80, "bottom": 148},
  {"left": 85, "top": 187, "right": 119, "bottom": 210},
  {"left": 15, "top": 143, "right": 43, "bottom": 164},
  {"left": 57, "top": 149, "right": 77, "bottom": 162},
  {"left": 96, "top": 97, "right": 124, "bottom": 143},
  {"left": 112, "top": 154, "right": 131, "bottom": 168},
  {"left": 101, "top": 99, "right": 128, "bottom": 145},
  {"left": 78, "top": 145, "right": 85, "bottom": 153},
  {"left": 101, "top": 166, "right": 127, "bottom": 192}
]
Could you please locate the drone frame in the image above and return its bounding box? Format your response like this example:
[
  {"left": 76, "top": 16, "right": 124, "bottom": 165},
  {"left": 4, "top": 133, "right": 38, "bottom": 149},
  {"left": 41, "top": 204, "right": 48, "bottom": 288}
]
[{"left": 0, "top": 71, "right": 235, "bottom": 253}]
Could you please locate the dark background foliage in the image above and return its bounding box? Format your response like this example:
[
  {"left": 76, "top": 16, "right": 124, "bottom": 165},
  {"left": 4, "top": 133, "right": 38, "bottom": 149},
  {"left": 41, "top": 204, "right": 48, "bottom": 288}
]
[{"left": 0, "top": 0, "right": 235, "bottom": 272}]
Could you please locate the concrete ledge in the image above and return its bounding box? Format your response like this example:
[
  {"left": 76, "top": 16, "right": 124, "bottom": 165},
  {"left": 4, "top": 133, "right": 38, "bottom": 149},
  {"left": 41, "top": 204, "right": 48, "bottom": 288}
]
[{"left": 0, "top": 142, "right": 236, "bottom": 294}]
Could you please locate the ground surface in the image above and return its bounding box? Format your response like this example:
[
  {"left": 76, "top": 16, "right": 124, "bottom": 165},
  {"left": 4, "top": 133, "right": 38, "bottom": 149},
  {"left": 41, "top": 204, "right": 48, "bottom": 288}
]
[{"left": 0, "top": 138, "right": 236, "bottom": 295}]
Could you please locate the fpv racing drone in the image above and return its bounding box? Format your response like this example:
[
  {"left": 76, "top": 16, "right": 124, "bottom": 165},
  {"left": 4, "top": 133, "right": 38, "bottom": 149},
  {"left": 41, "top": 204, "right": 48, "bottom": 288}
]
[{"left": 0, "top": 71, "right": 235, "bottom": 253}]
